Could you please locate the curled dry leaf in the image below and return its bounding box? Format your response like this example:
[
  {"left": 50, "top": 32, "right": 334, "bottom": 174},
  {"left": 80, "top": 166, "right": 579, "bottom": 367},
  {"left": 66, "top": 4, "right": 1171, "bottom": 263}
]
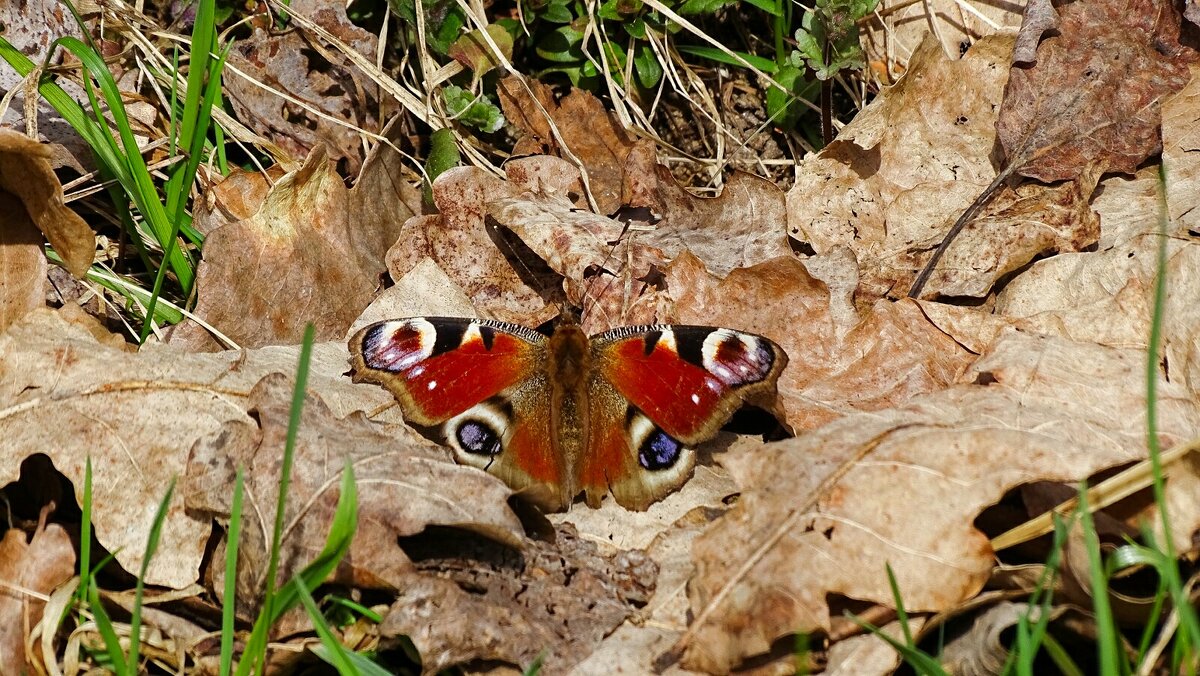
[
  {"left": 0, "top": 130, "right": 94, "bottom": 277},
  {"left": 677, "top": 331, "right": 1200, "bottom": 672},
  {"left": 0, "top": 514, "right": 74, "bottom": 676},
  {"left": 171, "top": 146, "right": 381, "bottom": 351},
  {"left": 184, "top": 373, "right": 525, "bottom": 622},
  {"left": 997, "top": 0, "right": 1194, "bottom": 182},
  {"left": 382, "top": 523, "right": 656, "bottom": 674},
  {"left": 665, "top": 252, "right": 975, "bottom": 430},
  {"left": 497, "top": 75, "right": 638, "bottom": 215},
  {"left": 1011, "top": 0, "right": 1059, "bottom": 65},
  {"left": 0, "top": 308, "right": 398, "bottom": 587},
  {"left": 222, "top": 0, "right": 395, "bottom": 174}
]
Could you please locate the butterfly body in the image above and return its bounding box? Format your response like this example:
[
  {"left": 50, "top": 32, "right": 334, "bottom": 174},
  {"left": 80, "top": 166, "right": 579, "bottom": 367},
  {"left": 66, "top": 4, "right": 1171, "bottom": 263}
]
[{"left": 349, "top": 317, "right": 787, "bottom": 511}]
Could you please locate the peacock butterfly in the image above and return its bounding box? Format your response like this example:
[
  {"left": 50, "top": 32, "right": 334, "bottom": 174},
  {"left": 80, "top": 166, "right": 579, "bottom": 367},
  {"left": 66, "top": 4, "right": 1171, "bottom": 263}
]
[{"left": 348, "top": 316, "right": 788, "bottom": 511}]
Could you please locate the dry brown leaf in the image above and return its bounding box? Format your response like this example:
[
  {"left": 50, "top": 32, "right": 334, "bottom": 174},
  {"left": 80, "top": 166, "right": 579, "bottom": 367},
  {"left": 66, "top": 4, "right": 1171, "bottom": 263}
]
[
  {"left": 901, "top": 170, "right": 1102, "bottom": 298},
  {"left": 222, "top": 0, "right": 395, "bottom": 174},
  {"left": 347, "top": 115, "right": 425, "bottom": 272},
  {"left": 664, "top": 252, "right": 975, "bottom": 430},
  {"left": 192, "top": 165, "right": 287, "bottom": 237},
  {"left": 987, "top": 63, "right": 1200, "bottom": 350},
  {"left": 381, "top": 523, "right": 656, "bottom": 674},
  {"left": 622, "top": 143, "right": 792, "bottom": 277},
  {"left": 0, "top": 193, "right": 46, "bottom": 333},
  {"left": 786, "top": 35, "right": 1017, "bottom": 300},
  {"left": 1012, "top": 0, "right": 1059, "bottom": 65},
  {"left": 0, "top": 515, "right": 74, "bottom": 676},
  {"left": 675, "top": 331, "right": 1200, "bottom": 672},
  {"left": 571, "top": 506, "right": 725, "bottom": 676},
  {"left": 347, "top": 257, "right": 477, "bottom": 338},
  {"left": 497, "top": 76, "right": 637, "bottom": 215},
  {"left": 487, "top": 193, "right": 670, "bottom": 331},
  {"left": 184, "top": 373, "right": 524, "bottom": 622},
  {"left": 171, "top": 146, "right": 381, "bottom": 350},
  {"left": 0, "top": 308, "right": 399, "bottom": 587},
  {"left": 861, "top": 0, "right": 1022, "bottom": 83},
  {"left": 0, "top": 0, "right": 90, "bottom": 172},
  {"left": 386, "top": 166, "right": 555, "bottom": 326},
  {"left": 997, "top": 0, "right": 1195, "bottom": 182},
  {"left": 0, "top": 130, "right": 93, "bottom": 277}
]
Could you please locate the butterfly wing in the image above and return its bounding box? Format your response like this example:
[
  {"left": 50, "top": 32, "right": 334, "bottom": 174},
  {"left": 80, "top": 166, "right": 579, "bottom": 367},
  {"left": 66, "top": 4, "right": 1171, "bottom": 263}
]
[
  {"left": 349, "top": 317, "right": 569, "bottom": 509},
  {"left": 582, "top": 325, "right": 788, "bottom": 509}
]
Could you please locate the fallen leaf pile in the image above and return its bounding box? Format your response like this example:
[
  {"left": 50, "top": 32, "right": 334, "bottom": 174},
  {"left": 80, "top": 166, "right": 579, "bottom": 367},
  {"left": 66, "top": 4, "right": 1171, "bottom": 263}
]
[{"left": 5, "top": 0, "right": 1200, "bottom": 672}]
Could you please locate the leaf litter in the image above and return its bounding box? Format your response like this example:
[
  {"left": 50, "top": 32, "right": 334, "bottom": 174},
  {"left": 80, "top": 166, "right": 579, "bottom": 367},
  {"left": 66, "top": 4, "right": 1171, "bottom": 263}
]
[{"left": 6, "top": 0, "right": 1200, "bottom": 672}]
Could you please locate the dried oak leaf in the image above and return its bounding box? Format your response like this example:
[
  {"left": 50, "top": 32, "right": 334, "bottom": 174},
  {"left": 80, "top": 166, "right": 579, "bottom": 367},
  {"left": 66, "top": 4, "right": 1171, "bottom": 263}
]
[
  {"left": 896, "top": 168, "right": 1102, "bottom": 298},
  {"left": 171, "top": 146, "right": 379, "bottom": 351},
  {"left": 0, "top": 193, "right": 45, "bottom": 333},
  {"left": 997, "top": 0, "right": 1195, "bottom": 182},
  {"left": 184, "top": 373, "right": 524, "bottom": 623},
  {"left": 386, "top": 166, "right": 555, "bottom": 327},
  {"left": 622, "top": 142, "right": 792, "bottom": 277},
  {"left": 1012, "top": 0, "right": 1059, "bottom": 65},
  {"left": 676, "top": 331, "right": 1200, "bottom": 672},
  {"left": 0, "top": 130, "right": 93, "bottom": 276},
  {"left": 486, "top": 193, "right": 671, "bottom": 332},
  {"left": 497, "top": 75, "right": 637, "bottom": 215},
  {"left": 787, "top": 35, "right": 1022, "bottom": 300},
  {"left": 665, "top": 252, "right": 976, "bottom": 430},
  {"left": 570, "top": 506, "right": 726, "bottom": 675},
  {"left": 223, "top": 0, "right": 395, "bottom": 174},
  {"left": 0, "top": 515, "right": 74, "bottom": 675},
  {"left": 0, "top": 308, "right": 399, "bottom": 587},
  {"left": 381, "top": 523, "right": 656, "bottom": 674},
  {"left": 986, "top": 68, "right": 1200, "bottom": 351}
]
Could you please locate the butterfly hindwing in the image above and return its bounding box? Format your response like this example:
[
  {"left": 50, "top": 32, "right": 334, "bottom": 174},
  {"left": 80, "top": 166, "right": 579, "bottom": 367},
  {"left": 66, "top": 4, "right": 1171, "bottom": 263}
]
[{"left": 350, "top": 317, "right": 570, "bottom": 509}]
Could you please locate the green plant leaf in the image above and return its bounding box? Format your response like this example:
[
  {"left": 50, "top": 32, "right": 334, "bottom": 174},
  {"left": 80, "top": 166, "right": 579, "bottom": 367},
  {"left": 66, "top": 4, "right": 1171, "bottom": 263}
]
[
  {"left": 677, "top": 0, "right": 736, "bottom": 15},
  {"left": 448, "top": 24, "right": 514, "bottom": 75},
  {"left": 765, "top": 62, "right": 818, "bottom": 130},
  {"left": 442, "top": 84, "right": 506, "bottom": 133},
  {"left": 633, "top": 43, "right": 663, "bottom": 89},
  {"left": 536, "top": 25, "right": 586, "bottom": 62},
  {"left": 540, "top": 0, "right": 574, "bottom": 23}
]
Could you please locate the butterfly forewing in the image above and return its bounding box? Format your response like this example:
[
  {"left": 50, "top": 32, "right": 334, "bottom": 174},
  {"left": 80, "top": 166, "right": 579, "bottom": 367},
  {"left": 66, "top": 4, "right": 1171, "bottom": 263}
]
[
  {"left": 591, "top": 325, "right": 787, "bottom": 444},
  {"left": 349, "top": 317, "right": 545, "bottom": 424}
]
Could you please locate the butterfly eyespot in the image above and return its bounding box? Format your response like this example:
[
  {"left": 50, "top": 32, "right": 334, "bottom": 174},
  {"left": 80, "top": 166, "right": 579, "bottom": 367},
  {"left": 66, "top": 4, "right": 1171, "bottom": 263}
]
[
  {"left": 638, "top": 430, "right": 684, "bottom": 471},
  {"left": 456, "top": 420, "right": 503, "bottom": 456}
]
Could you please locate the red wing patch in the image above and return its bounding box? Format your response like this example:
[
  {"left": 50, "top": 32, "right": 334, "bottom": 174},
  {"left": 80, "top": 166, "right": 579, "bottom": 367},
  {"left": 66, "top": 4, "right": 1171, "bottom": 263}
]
[
  {"left": 352, "top": 318, "right": 542, "bottom": 423},
  {"left": 593, "top": 326, "right": 785, "bottom": 444},
  {"left": 598, "top": 337, "right": 726, "bottom": 442}
]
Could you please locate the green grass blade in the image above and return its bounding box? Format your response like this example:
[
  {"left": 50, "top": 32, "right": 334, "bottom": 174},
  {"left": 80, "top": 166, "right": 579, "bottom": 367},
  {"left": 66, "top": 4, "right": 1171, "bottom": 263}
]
[
  {"left": 77, "top": 456, "right": 93, "bottom": 612},
  {"left": 236, "top": 324, "right": 317, "bottom": 676},
  {"left": 88, "top": 579, "right": 131, "bottom": 676},
  {"left": 270, "top": 458, "right": 358, "bottom": 623},
  {"left": 52, "top": 37, "right": 196, "bottom": 292},
  {"left": 220, "top": 466, "right": 246, "bottom": 676},
  {"left": 846, "top": 610, "right": 948, "bottom": 675},
  {"left": 674, "top": 45, "right": 778, "bottom": 73},
  {"left": 1146, "top": 164, "right": 1200, "bottom": 656},
  {"left": 1078, "top": 484, "right": 1122, "bottom": 675},
  {"left": 127, "top": 478, "right": 177, "bottom": 671},
  {"left": 885, "top": 563, "right": 916, "bottom": 647},
  {"left": 325, "top": 595, "right": 383, "bottom": 624},
  {"left": 295, "top": 575, "right": 359, "bottom": 675}
]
